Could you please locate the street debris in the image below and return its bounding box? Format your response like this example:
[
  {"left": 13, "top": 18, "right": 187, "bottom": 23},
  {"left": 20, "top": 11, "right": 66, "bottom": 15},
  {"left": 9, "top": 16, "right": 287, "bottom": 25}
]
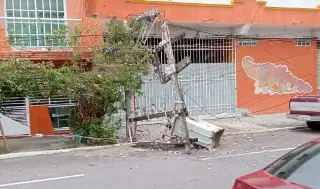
[
  {"left": 131, "top": 139, "right": 197, "bottom": 150},
  {"left": 174, "top": 151, "right": 181, "bottom": 156},
  {"left": 172, "top": 116, "right": 225, "bottom": 149},
  {"left": 262, "top": 145, "right": 276, "bottom": 150}
]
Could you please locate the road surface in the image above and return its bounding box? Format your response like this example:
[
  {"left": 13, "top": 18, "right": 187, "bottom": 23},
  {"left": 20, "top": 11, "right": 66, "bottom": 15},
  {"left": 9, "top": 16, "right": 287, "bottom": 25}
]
[{"left": 0, "top": 128, "right": 319, "bottom": 189}]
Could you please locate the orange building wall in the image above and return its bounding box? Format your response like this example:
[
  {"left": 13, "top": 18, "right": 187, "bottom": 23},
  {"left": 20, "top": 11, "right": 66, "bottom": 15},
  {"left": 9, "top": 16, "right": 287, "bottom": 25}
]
[
  {"left": 0, "top": 0, "right": 103, "bottom": 60},
  {"left": 65, "top": 0, "right": 87, "bottom": 19},
  {"left": 89, "top": 0, "right": 320, "bottom": 26},
  {"left": 236, "top": 39, "right": 318, "bottom": 114}
]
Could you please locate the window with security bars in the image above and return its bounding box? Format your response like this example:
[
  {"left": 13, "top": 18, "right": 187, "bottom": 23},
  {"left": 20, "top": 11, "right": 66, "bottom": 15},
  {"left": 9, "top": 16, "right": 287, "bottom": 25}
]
[
  {"left": 238, "top": 38, "right": 258, "bottom": 46},
  {"left": 6, "top": 0, "right": 66, "bottom": 47},
  {"left": 295, "top": 38, "right": 312, "bottom": 46},
  {"left": 144, "top": 37, "right": 235, "bottom": 64}
]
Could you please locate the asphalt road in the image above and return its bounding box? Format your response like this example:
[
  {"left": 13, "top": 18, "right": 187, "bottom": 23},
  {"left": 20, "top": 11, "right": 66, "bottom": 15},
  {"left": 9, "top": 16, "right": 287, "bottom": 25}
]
[{"left": 0, "top": 128, "right": 319, "bottom": 189}]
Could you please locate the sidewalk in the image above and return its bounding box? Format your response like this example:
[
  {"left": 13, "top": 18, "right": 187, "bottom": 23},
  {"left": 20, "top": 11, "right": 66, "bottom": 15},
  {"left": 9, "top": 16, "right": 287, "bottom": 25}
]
[
  {"left": 206, "top": 113, "right": 306, "bottom": 134},
  {"left": 0, "top": 113, "right": 305, "bottom": 155},
  {"left": 118, "top": 113, "right": 306, "bottom": 142},
  {"left": 0, "top": 136, "right": 77, "bottom": 154}
]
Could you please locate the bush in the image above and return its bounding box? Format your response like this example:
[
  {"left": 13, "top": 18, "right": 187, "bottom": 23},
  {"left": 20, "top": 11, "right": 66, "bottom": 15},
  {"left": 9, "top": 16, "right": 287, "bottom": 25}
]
[
  {"left": 74, "top": 119, "right": 117, "bottom": 146},
  {"left": 2, "top": 20, "right": 152, "bottom": 146}
]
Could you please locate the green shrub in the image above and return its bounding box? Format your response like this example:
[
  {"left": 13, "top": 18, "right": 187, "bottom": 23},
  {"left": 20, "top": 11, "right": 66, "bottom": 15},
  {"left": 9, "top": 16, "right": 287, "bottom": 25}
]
[{"left": 75, "top": 119, "right": 117, "bottom": 146}]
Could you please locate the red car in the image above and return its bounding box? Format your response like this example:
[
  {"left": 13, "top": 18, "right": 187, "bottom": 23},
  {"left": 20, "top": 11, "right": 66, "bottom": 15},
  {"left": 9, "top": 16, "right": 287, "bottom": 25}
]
[{"left": 233, "top": 138, "right": 320, "bottom": 189}]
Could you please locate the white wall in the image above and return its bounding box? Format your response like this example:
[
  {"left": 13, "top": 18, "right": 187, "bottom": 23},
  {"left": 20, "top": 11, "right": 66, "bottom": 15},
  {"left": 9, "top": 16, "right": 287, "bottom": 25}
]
[
  {"left": 143, "top": 0, "right": 320, "bottom": 8},
  {"left": 143, "top": 0, "right": 232, "bottom": 5},
  {"left": 262, "top": 0, "right": 320, "bottom": 9},
  {"left": 0, "top": 114, "right": 30, "bottom": 136}
]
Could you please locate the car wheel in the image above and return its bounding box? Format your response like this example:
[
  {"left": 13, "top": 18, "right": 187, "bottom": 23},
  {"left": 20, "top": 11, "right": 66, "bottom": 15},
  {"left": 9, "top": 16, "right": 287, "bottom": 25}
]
[{"left": 307, "top": 121, "right": 320, "bottom": 130}]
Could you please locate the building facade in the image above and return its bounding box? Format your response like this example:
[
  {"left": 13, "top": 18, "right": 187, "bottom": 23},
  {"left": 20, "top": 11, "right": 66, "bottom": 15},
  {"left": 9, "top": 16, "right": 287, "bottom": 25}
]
[
  {"left": 1, "top": 0, "right": 320, "bottom": 136},
  {"left": 99, "top": 0, "right": 319, "bottom": 115},
  {"left": 0, "top": 0, "right": 103, "bottom": 137}
]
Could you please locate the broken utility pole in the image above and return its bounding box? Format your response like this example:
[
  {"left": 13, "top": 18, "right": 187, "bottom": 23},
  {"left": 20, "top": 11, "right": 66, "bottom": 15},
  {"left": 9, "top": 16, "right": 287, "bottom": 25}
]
[{"left": 161, "top": 22, "right": 191, "bottom": 153}]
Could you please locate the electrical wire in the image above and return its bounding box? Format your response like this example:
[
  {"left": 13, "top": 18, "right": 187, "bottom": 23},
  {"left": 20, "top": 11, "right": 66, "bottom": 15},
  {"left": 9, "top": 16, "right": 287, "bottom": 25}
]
[
  {"left": 250, "top": 88, "right": 319, "bottom": 115},
  {"left": 236, "top": 74, "right": 313, "bottom": 109},
  {"left": 5, "top": 3, "right": 319, "bottom": 49},
  {"left": 180, "top": 50, "right": 318, "bottom": 116},
  {"left": 233, "top": 49, "right": 318, "bottom": 109},
  {"left": 6, "top": 10, "right": 320, "bottom": 119},
  {"left": 7, "top": 30, "right": 311, "bottom": 48},
  {"left": 5, "top": 22, "right": 316, "bottom": 47},
  {"left": 5, "top": 30, "right": 316, "bottom": 54},
  {"left": 137, "top": 3, "right": 320, "bottom": 118},
  {"left": 184, "top": 92, "right": 216, "bottom": 117},
  {"left": 185, "top": 80, "right": 318, "bottom": 119},
  {"left": 182, "top": 50, "right": 314, "bottom": 91},
  {"left": 180, "top": 50, "right": 310, "bottom": 83},
  {"left": 151, "top": 24, "right": 318, "bottom": 117},
  {"left": 167, "top": 22, "right": 318, "bottom": 40}
]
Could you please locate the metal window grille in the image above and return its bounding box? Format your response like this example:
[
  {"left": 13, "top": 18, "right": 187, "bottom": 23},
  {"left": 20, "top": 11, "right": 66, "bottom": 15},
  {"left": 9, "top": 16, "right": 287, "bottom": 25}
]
[
  {"left": 5, "top": 0, "right": 66, "bottom": 47},
  {"left": 28, "top": 97, "right": 76, "bottom": 107},
  {"left": 49, "top": 106, "right": 76, "bottom": 129},
  {"left": 145, "top": 37, "right": 235, "bottom": 64},
  {"left": 0, "top": 97, "right": 29, "bottom": 126},
  {"left": 238, "top": 38, "right": 258, "bottom": 46},
  {"left": 0, "top": 96, "right": 76, "bottom": 128},
  {"left": 295, "top": 38, "right": 312, "bottom": 46}
]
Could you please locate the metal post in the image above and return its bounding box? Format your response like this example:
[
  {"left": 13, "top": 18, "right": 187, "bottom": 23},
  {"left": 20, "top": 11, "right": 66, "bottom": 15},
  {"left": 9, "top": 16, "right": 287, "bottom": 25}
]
[
  {"left": 125, "top": 89, "right": 133, "bottom": 143},
  {"left": 161, "top": 22, "right": 191, "bottom": 153},
  {"left": 25, "top": 97, "right": 30, "bottom": 127},
  {"left": 0, "top": 117, "right": 9, "bottom": 153},
  {"left": 131, "top": 90, "right": 138, "bottom": 140}
]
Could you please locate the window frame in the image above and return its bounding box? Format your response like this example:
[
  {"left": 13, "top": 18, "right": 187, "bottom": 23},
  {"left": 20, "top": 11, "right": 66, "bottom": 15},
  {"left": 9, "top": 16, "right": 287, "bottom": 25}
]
[
  {"left": 295, "top": 38, "right": 312, "bottom": 47},
  {"left": 265, "top": 141, "right": 320, "bottom": 188},
  {"left": 4, "top": 0, "right": 67, "bottom": 48},
  {"left": 49, "top": 105, "right": 76, "bottom": 130}
]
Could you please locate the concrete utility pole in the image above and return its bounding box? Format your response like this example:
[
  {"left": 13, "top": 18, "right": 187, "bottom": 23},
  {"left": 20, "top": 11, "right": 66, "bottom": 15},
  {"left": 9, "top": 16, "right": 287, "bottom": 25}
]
[
  {"left": 0, "top": 118, "right": 9, "bottom": 153},
  {"left": 161, "top": 22, "right": 191, "bottom": 153},
  {"left": 125, "top": 89, "right": 133, "bottom": 143}
]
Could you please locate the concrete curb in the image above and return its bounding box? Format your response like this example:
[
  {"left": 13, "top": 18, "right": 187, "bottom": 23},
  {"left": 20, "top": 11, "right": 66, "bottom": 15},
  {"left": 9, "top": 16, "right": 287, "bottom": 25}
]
[
  {"left": 0, "top": 143, "right": 132, "bottom": 160},
  {"left": 0, "top": 126, "right": 307, "bottom": 160},
  {"left": 224, "top": 126, "right": 306, "bottom": 136}
]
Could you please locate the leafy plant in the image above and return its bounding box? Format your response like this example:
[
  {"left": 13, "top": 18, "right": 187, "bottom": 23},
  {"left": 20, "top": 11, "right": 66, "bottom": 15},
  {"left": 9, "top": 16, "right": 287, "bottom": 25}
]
[
  {"left": 7, "top": 28, "right": 15, "bottom": 46},
  {"left": 74, "top": 119, "right": 116, "bottom": 145},
  {"left": 46, "top": 24, "right": 69, "bottom": 47},
  {"left": 1, "top": 19, "right": 152, "bottom": 145}
]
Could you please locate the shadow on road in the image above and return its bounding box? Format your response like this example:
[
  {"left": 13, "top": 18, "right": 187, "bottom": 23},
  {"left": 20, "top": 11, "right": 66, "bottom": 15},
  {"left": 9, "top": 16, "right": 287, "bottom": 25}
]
[{"left": 290, "top": 127, "right": 320, "bottom": 135}]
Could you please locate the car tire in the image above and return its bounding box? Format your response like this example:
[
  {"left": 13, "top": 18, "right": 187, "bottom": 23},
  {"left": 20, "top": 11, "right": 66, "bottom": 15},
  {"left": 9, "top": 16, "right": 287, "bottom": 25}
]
[{"left": 307, "top": 121, "right": 320, "bottom": 130}]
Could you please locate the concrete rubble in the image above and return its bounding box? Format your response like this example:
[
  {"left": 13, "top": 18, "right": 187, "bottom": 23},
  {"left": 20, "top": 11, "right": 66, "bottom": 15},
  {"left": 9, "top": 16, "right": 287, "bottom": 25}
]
[
  {"left": 118, "top": 112, "right": 306, "bottom": 144},
  {"left": 0, "top": 112, "right": 305, "bottom": 158}
]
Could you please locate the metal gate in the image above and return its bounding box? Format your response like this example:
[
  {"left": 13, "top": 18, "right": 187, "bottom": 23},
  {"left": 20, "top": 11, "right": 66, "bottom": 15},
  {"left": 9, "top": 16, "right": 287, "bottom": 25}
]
[
  {"left": 0, "top": 97, "right": 29, "bottom": 126},
  {"left": 135, "top": 37, "right": 236, "bottom": 116}
]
